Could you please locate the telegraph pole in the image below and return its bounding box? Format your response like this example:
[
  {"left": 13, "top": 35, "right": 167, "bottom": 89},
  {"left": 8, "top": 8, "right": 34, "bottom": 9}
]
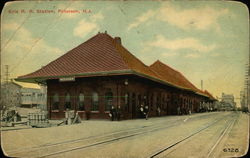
[
  {"left": 242, "top": 60, "right": 250, "bottom": 112},
  {"left": 245, "top": 62, "right": 250, "bottom": 111},
  {"left": 3, "top": 65, "right": 10, "bottom": 113},
  {"left": 4, "top": 65, "right": 10, "bottom": 83}
]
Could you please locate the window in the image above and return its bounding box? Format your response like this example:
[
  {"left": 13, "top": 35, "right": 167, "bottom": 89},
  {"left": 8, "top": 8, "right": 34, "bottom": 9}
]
[
  {"left": 92, "top": 92, "right": 99, "bottom": 111},
  {"left": 105, "top": 92, "right": 113, "bottom": 111},
  {"left": 65, "top": 93, "right": 71, "bottom": 110},
  {"left": 157, "top": 96, "right": 160, "bottom": 108},
  {"left": 163, "top": 96, "right": 166, "bottom": 110},
  {"left": 124, "top": 93, "right": 129, "bottom": 112},
  {"left": 52, "top": 93, "right": 59, "bottom": 110},
  {"left": 78, "top": 93, "right": 85, "bottom": 111}
]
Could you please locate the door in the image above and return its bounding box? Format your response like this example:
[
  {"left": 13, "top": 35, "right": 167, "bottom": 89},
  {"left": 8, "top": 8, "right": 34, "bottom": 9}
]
[{"left": 132, "top": 93, "right": 136, "bottom": 119}]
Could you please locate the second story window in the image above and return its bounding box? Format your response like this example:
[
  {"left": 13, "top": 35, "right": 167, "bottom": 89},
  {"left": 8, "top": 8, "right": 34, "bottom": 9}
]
[
  {"left": 52, "top": 93, "right": 59, "bottom": 110},
  {"left": 65, "top": 93, "right": 71, "bottom": 110},
  {"left": 78, "top": 93, "right": 85, "bottom": 111},
  {"left": 125, "top": 93, "right": 129, "bottom": 112}
]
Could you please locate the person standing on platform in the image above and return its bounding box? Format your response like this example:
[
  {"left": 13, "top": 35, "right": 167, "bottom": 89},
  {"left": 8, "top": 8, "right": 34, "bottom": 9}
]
[
  {"left": 157, "top": 106, "right": 161, "bottom": 116},
  {"left": 109, "top": 106, "right": 116, "bottom": 121},
  {"left": 117, "top": 106, "right": 121, "bottom": 121},
  {"left": 177, "top": 106, "right": 181, "bottom": 115},
  {"left": 140, "top": 104, "right": 144, "bottom": 118},
  {"left": 144, "top": 105, "right": 149, "bottom": 120}
]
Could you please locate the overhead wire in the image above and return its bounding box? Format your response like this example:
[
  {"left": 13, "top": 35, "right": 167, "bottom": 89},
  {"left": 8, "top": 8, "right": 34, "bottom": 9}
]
[
  {"left": 1, "top": 2, "right": 39, "bottom": 51},
  {"left": 9, "top": 1, "right": 75, "bottom": 73}
]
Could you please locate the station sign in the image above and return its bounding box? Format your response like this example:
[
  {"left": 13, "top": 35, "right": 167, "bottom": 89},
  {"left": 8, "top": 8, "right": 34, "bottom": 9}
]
[{"left": 59, "top": 77, "right": 75, "bottom": 82}]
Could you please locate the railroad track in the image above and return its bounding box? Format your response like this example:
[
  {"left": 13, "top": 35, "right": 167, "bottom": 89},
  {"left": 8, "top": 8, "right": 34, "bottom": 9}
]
[
  {"left": 6, "top": 112, "right": 232, "bottom": 158},
  {"left": 147, "top": 113, "right": 238, "bottom": 158},
  {"left": 6, "top": 112, "right": 216, "bottom": 154},
  {"left": 206, "top": 114, "right": 237, "bottom": 158}
]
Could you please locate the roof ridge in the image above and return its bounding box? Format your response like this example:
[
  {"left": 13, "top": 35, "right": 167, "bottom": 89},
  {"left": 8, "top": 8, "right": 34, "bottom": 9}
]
[
  {"left": 19, "top": 33, "right": 104, "bottom": 78},
  {"left": 105, "top": 35, "right": 131, "bottom": 69},
  {"left": 112, "top": 40, "right": 145, "bottom": 69},
  {"left": 19, "top": 33, "right": 130, "bottom": 79},
  {"left": 153, "top": 60, "right": 182, "bottom": 75},
  {"left": 151, "top": 60, "right": 200, "bottom": 91},
  {"left": 111, "top": 39, "right": 161, "bottom": 78}
]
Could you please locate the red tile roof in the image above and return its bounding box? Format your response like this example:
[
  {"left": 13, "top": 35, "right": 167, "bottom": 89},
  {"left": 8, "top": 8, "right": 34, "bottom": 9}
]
[
  {"left": 17, "top": 33, "right": 159, "bottom": 80},
  {"left": 18, "top": 33, "right": 130, "bottom": 79},
  {"left": 16, "top": 32, "right": 209, "bottom": 98},
  {"left": 149, "top": 60, "right": 200, "bottom": 92},
  {"left": 203, "top": 90, "right": 216, "bottom": 100}
]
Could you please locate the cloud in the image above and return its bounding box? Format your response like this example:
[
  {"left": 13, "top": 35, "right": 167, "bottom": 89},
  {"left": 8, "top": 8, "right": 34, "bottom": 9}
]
[
  {"left": 32, "top": 39, "right": 62, "bottom": 55},
  {"left": 158, "top": 4, "right": 228, "bottom": 31},
  {"left": 162, "top": 51, "right": 178, "bottom": 57},
  {"left": 2, "top": 23, "right": 62, "bottom": 78},
  {"left": 149, "top": 35, "right": 216, "bottom": 52},
  {"left": 2, "top": 22, "right": 20, "bottom": 31},
  {"left": 2, "top": 22, "right": 62, "bottom": 54},
  {"left": 92, "top": 12, "right": 104, "bottom": 22},
  {"left": 210, "top": 53, "right": 221, "bottom": 57},
  {"left": 73, "top": 19, "right": 98, "bottom": 38},
  {"left": 2, "top": 22, "right": 36, "bottom": 48},
  {"left": 128, "top": 3, "right": 229, "bottom": 32},
  {"left": 185, "top": 53, "right": 200, "bottom": 58},
  {"left": 73, "top": 12, "right": 104, "bottom": 38},
  {"left": 128, "top": 10, "right": 155, "bottom": 30}
]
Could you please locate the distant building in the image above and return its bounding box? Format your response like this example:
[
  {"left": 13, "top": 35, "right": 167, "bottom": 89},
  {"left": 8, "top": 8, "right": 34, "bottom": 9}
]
[
  {"left": 20, "top": 87, "right": 43, "bottom": 108},
  {"left": 39, "top": 85, "right": 47, "bottom": 111},
  {"left": 1, "top": 81, "right": 47, "bottom": 110},
  {"left": 1, "top": 81, "right": 22, "bottom": 109},
  {"left": 220, "top": 93, "right": 236, "bottom": 111}
]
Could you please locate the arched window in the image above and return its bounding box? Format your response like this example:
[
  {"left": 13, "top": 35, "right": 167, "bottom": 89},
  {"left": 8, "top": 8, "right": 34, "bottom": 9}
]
[
  {"left": 92, "top": 92, "right": 99, "bottom": 111},
  {"left": 65, "top": 93, "right": 71, "bottom": 110},
  {"left": 78, "top": 93, "right": 85, "bottom": 111},
  {"left": 105, "top": 91, "right": 113, "bottom": 111},
  {"left": 52, "top": 93, "right": 59, "bottom": 110}
]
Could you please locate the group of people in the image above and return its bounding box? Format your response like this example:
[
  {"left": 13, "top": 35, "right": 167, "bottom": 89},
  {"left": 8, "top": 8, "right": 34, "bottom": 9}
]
[
  {"left": 140, "top": 104, "right": 149, "bottom": 120},
  {"left": 109, "top": 104, "right": 161, "bottom": 121},
  {"left": 177, "top": 106, "right": 192, "bottom": 115},
  {"left": 109, "top": 106, "right": 121, "bottom": 121}
]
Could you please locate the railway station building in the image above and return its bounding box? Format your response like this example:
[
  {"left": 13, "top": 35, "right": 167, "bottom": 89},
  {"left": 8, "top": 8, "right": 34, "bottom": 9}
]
[{"left": 16, "top": 32, "right": 215, "bottom": 120}]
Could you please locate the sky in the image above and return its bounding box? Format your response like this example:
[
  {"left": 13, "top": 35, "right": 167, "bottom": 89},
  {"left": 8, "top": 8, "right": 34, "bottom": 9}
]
[{"left": 1, "top": 1, "right": 249, "bottom": 106}]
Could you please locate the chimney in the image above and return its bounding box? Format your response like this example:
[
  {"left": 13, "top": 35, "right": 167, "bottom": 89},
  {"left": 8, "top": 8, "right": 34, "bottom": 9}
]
[
  {"left": 114, "top": 37, "right": 122, "bottom": 45},
  {"left": 104, "top": 30, "right": 107, "bottom": 34}
]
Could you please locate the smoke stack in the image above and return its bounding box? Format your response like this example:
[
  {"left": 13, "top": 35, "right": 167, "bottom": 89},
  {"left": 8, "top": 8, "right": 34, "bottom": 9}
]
[{"left": 114, "top": 37, "right": 121, "bottom": 45}]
